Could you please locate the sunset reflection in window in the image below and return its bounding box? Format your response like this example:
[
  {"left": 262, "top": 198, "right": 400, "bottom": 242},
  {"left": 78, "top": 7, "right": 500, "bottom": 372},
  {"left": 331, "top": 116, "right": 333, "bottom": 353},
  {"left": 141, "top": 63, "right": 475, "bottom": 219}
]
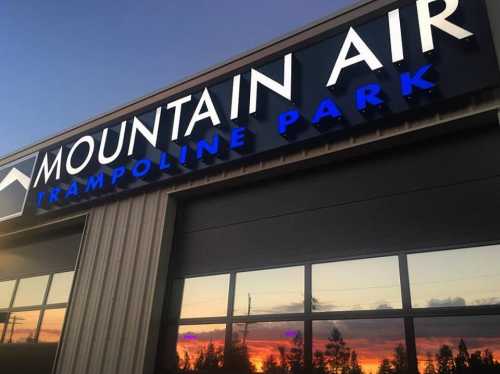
[
  {"left": 234, "top": 267, "right": 304, "bottom": 316},
  {"left": 312, "top": 256, "right": 402, "bottom": 312},
  {"left": 38, "top": 308, "right": 66, "bottom": 343},
  {"left": 312, "top": 319, "right": 406, "bottom": 374},
  {"left": 5, "top": 310, "right": 40, "bottom": 344},
  {"left": 415, "top": 315, "right": 500, "bottom": 373},
  {"left": 0, "top": 280, "right": 16, "bottom": 309},
  {"left": 13, "top": 275, "right": 49, "bottom": 308},
  {"left": 231, "top": 321, "right": 304, "bottom": 373},
  {"left": 176, "top": 324, "right": 226, "bottom": 371},
  {"left": 408, "top": 245, "right": 500, "bottom": 308},
  {"left": 47, "top": 271, "right": 74, "bottom": 305},
  {"left": 180, "top": 275, "right": 230, "bottom": 319}
]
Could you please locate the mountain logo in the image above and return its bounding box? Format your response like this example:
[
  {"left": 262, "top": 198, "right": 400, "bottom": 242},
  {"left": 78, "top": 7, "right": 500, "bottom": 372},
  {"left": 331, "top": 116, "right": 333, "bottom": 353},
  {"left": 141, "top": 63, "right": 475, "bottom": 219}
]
[{"left": 0, "top": 153, "right": 38, "bottom": 222}]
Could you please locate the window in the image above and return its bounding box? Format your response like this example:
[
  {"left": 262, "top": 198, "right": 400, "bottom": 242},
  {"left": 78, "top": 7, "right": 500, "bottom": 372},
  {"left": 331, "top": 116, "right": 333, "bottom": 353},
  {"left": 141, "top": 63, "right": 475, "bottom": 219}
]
[
  {"left": 164, "top": 245, "right": 500, "bottom": 373},
  {"left": 414, "top": 315, "right": 500, "bottom": 373},
  {"left": 0, "top": 271, "right": 74, "bottom": 345},
  {"left": 313, "top": 319, "right": 406, "bottom": 373},
  {"left": 176, "top": 324, "right": 226, "bottom": 370},
  {"left": 234, "top": 267, "right": 304, "bottom": 316},
  {"left": 232, "top": 321, "right": 304, "bottom": 373},
  {"left": 13, "top": 275, "right": 49, "bottom": 308},
  {"left": 0, "top": 280, "right": 16, "bottom": 309},
  {"left": 180, "top": 274, "right": 230, "bottom": 319},
  {"left": 38, "top": 308, "right": 67, "bottom": 343},
  {"left": 312, "top": 256, "right": 402, "bottom": 312},
  {"left": 408, "top": 245, "right": 500, "bottom": 308},
  {"left": 47, "top": 272, "right": 74, "bottom": 305}
]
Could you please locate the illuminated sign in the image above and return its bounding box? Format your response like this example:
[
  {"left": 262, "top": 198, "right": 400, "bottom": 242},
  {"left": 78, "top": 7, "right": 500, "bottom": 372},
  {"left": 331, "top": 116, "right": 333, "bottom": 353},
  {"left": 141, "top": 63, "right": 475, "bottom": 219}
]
[{"left": 2, "top": 0, "right": 499, "bottom": 219}]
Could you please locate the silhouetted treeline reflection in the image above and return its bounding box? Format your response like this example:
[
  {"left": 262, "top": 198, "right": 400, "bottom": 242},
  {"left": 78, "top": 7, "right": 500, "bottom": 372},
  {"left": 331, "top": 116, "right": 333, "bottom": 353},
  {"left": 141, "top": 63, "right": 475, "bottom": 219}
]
[
  {"left": 419, "top": 338, "right": 500, "bottom": 374},
  {"left": 171, "top": 329, "right": 500, "bottom": 374}
]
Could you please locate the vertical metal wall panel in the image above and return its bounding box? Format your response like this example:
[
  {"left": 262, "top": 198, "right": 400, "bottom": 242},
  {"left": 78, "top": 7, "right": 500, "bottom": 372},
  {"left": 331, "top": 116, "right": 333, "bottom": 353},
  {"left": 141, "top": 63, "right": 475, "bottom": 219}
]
[{"left": 55, "top": 190, "right": 170, "bottom": 374}]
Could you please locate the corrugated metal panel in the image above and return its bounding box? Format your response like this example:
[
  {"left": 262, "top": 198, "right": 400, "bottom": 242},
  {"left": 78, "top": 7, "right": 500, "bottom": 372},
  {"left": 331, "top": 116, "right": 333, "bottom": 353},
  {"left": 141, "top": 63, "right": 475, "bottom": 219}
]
[{"left": 55, "top": 191, "right": 170, "bottom": 374}]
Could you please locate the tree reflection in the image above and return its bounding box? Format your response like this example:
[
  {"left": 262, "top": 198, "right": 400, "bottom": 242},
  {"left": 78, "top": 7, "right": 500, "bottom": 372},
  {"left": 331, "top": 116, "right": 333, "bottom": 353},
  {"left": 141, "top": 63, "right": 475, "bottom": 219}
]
[
  {"left": 420, "top": 338, "right": 500, "bottom": 374},
  {"left": 173, "top": 331, "right": 500, "bottom": 374}
]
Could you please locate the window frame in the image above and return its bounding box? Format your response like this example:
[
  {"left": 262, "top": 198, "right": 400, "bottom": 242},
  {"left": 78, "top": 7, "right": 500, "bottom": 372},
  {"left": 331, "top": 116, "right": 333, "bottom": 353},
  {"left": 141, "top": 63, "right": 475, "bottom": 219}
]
[
  {"left": 0, "top": 271, "right": 74, "bottom": 344},
  {"left": 166, "top": 243, "right": 500, "bottom": 373}
]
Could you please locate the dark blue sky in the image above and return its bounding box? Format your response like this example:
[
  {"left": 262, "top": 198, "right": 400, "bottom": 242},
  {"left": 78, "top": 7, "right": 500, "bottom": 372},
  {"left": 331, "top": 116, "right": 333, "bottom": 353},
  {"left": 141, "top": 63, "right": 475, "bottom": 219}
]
[{"left": 0, "top": 0, "right": 355, "bottom": 157}]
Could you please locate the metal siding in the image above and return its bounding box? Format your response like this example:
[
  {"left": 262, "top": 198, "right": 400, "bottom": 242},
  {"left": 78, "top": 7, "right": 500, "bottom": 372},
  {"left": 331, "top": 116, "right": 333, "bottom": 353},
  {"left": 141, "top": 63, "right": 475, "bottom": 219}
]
[{"left": 55, "top": 191, "right": 170, "bottom": 374}]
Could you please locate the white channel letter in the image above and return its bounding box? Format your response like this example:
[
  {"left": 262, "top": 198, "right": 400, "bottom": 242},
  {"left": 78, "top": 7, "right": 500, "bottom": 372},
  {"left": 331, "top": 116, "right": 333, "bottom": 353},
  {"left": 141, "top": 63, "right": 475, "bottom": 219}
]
[
  {"left": 249, "top": 53, "right": 293, "bottom": 115},
  {"left": 33, "top": 147, "right": 63, "bottom": 188},
  {"left": 98, "top": 121, "right": 127, "bottom": 165},
  {"left": 389, "top": 9, "right": 404, "bottom": 63},
  {"left": 326, "top": 27, "right": 383, "bottom": 87},
  {"left": 167, "top": 95, "right": 192, "bottom": 142},
  {"left": 127, "top": 106, "right": 162, "bottom": 156},
  {"left": 66, "top": 136, "right": 95, "bottom": 176},
  {"left": 417, "top": 0, "right": 474, "bottom": 53},
  {"left": 184, "top": 88, "right": 221, "bottom": 137},
  {"left": 230, "top": 74, "right": 241, "bottom": 120}
]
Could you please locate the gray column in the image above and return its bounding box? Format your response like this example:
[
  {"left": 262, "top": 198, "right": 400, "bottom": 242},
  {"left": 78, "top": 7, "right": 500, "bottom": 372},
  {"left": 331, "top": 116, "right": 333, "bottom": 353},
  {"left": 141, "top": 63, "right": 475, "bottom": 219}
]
[{"left": 55, "top": 190, "right": 176, "bottom": 374}]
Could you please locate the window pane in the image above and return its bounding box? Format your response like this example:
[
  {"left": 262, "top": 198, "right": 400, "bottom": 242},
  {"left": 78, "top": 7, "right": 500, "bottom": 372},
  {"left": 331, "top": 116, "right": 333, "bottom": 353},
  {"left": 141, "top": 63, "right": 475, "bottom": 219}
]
[
  {"left": 38, "top": 308, "right": 66, "bottom": 343},
  {"left": 313, "top": 319, "right": 406, "bottom": 374},
  {"left": 415, "top": 315, "right": 500, "bottom": 373},
  {"left": 13, "top": 275, "right": 49, "bottom": 308},
  {"left": 5, "top": 310, "right": 40, "bottom": 344},
  {"left": 47, "top": 271, "right": 74, "bottom": 304},
  {"left": 0, "top": 311, "right": 7, "bottom": 342},
  {"left": 0, "top": 280, "right": 16, "bottom": 309},
  {"left": 232, "top": 321, "right": 304, "bottom": 373},
  {"left": 408, "top": 245, "right": 500, "bottom": 308},
  {"left": 234, "top": 267, "right": 304, "bottom": 316},
  {"left": 176, "top": 324, "right": 225, "bottom": 372},
  {"left": 312, "top": 256, "right": 402, "bottom": 311},
  {"left": 180, "top": 274, "right": 229, "bottom": 319}
]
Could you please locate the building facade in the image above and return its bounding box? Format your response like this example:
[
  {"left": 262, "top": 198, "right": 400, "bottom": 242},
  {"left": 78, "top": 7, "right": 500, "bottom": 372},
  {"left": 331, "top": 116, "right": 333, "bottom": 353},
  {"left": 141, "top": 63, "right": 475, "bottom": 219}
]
[{"left": 1, "top": 0, "right": 500, "bottom": 373}]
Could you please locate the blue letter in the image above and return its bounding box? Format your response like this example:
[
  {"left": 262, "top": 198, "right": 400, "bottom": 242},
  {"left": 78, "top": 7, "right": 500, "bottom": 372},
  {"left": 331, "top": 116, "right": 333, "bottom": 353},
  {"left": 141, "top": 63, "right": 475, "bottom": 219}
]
[
  {"left": 278, "top": 110, "right": 300, "bottom": 136},
  {"left": 37, "top": 192, "right": 45, "bottom": 208},
  {"left": 230, "top": 127, "right": 247, "bottom": 150},
  {"left": 65, "top": 180, "right": 80, "bottom": 199},
  {"left": 159, "top": 153, "right": 171, "bottom": 171},
  {"left": 111, "top": 166, "right": 126, "bottom": 186},
  {"left": 132, "top": 159, "right": 152, "bottom": 178},
  {"left": 196, "top": 134, "right": 219, "bottom": 160},
  {"left": 356, "top": 84, "right": 384, "bottom": 111},
  {"left": 179, "top": 145, "right": 189, "bottom": 166},
  {"left": 401, "top": 64, "right": 435, "bottom": 97},
  {"left": 312, "top": 98, "right": 342, "bottom": 124},
  {"left": 85, "top": 172, "right": 105, "bottom": 193},
  {"left": 48, "top": 187, "right": 61, "bottom": 204}
]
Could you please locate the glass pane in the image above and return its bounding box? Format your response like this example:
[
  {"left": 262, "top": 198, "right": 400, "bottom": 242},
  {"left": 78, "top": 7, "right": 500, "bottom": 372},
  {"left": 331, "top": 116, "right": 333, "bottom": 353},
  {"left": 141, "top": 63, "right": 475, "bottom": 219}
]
[
  {"left": 13, "top": 275, "right": 50, "bottom": 308},
  {"left": 415, "top": 315, "right": 500, "bottom": 373},
  {"left": 408, "top": 245, "right": 500, "bottom": 308},
  {"left": 47, "top": 271, "right": 74, "bottom": 304},
  {"left": 0, "top": 311, "right": 7, "bottom": 343},
  {"left": 176, "top": 324, "right": 225, "bottom": 371},
  {"left": 0, "top": 280, "right": 16, "bottom": 309},
  {"left": 180, "top": 274, "right": 230, "bottom": 319},
  {"left": 313, "top": 319, "right": 406, "bottom": 374},
  {"left": 231, "top": 321, "right": 304, "bottom": 373},
  {"left": 38, "top": 308, "right": 66, "bottom": 343},
  {"left": 234, "top": 267, "right": 304, "bottom": 316},
  {"left": 5, "top": 310, "right": 40, "bottom": 344},
  {"left": 312, "top": 256, "right": 402, "bottom": 311}
]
